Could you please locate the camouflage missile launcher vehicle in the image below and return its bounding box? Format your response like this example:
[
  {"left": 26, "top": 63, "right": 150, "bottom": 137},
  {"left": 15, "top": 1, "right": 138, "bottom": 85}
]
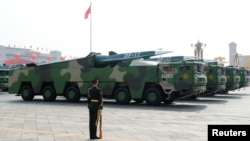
[
  {"left": 0, "top": 64, "right": 24, "bottom": 91},
  {"left": 165, "top": 59, "right": 226, "bottom": 97},
  {"left": 203, "top": 61, "right": 227, "bottom": 96},
  {"left": 147, "top": 56, "right": 207, "bottom": 100},
  {"left": 0, "top": 67, "right": 10, "bottom": 91},
  {"left": 8, "top": 50, "right": 186, "bottom": 106},
  {"left": 239, "top": 67, "right": 250, "bottom": 89},
  {"left": 221, "top": 65, "right": 240, "bottom": 94}
]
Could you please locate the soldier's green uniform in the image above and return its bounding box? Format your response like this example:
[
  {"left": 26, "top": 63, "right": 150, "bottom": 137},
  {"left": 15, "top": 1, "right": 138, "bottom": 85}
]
[{"left": 88, "top": 78, "right": 103, "bottom": 140}]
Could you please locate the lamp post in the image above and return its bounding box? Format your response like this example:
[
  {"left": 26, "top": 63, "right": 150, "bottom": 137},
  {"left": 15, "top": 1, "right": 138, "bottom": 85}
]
[{"left": 158, "top": 48, "right": 163, "bottom": 62}]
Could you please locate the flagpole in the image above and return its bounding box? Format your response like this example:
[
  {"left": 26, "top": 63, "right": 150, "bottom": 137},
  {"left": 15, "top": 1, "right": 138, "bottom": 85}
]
[{"left": 90, "top": 2, "right": 92, "bottom": 52}]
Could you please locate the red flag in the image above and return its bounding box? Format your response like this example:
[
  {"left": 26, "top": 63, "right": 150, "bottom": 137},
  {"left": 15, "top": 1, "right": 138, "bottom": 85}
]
[{"left": 84, "top": 5, "right": 91, "bottom": 19}]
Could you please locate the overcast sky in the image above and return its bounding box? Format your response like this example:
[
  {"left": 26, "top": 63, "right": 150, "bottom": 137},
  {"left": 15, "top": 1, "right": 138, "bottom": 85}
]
[{"left": 0, "top": 0, "right": 249, "bottom": 61}]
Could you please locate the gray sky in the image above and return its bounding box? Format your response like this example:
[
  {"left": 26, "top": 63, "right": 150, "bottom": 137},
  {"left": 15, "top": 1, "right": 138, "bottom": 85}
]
[{"left": 0, "top": 0, "right": 249, "bottom": 60}]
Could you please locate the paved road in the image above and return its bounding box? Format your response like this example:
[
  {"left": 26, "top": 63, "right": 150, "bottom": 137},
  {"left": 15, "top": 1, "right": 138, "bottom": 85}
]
[{"left": 0, "top": 87, "right": 250, "bottom": 141}]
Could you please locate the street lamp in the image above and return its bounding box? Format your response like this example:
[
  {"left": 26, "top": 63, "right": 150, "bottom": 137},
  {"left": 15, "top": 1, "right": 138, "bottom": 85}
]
[{"left": 158, "top": 48, "right": 163, "bottom": 62}]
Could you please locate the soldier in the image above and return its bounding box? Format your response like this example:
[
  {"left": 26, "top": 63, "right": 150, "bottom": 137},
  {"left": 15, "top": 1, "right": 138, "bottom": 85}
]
[{"left": 88, "top": 78, "right": 103, "bottom": 140}]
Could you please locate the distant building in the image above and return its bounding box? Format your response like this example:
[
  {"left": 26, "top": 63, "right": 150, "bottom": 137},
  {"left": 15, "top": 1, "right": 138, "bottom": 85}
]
[
  {"left": 0, "top": 45, "right": 65, "bottom": 65},
  {"left": 229, "top": 42, "right": 250, "bottom": 69},
  {"left": 229, "top": 42, "right": 237, "bottom": 66}
]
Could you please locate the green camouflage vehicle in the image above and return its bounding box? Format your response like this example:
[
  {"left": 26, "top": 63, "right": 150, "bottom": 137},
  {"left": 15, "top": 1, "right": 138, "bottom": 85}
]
[
  {"left": 147, "top": 56, "right": 207, "bottom": 100},
  {"left": 0, "top": 67, "right": 10, "bottom": 91},
  {"left": 203, "top": 61, "right": 227, "bottom": 96},
  {"left": 239, "top": 67, "right": 250, "bottom": 89},
  {"left": 1, "top": 64, "right": 26, "bottom": 91},
  {"left": 9, "top": 50, "right": 197, "bottom": 106},
  {"left": 221, "top": 65, "right": 240, "bottom": 94}
]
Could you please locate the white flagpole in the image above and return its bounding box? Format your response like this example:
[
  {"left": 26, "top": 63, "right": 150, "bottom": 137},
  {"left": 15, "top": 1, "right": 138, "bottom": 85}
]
[{"left": 90, "top": 2, "right": 92, "bottom": 52}]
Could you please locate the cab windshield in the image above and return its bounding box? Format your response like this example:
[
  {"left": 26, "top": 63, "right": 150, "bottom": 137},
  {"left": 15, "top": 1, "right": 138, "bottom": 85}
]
[
  {"left": 218, "top": 67, "right": 225, "bottom": 75},
  {"left": 234, "top": 69, "right": 240, "bottom": 75},
  {"left": 194, "top": 63, "right": 207, "bottom": 74},
  {"left": 245, "top": 70, "right": 250, "bottom": 76}
]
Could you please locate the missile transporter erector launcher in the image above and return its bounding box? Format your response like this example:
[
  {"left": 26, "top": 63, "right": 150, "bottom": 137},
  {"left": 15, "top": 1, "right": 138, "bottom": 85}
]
[
  {"left": 9, "top": 50, "right": 190, "bottom": 106},
  {"left": 0, "top": 67, "right": 10, "bottom": 91},
  {"left": 204, "top": 61, "right": 227, "bottom": 96},
  {"left": 166, "top": 59, "right": 226, "bottom": 97},
  {"left": 147, "top": 56, "right": 208, "bottom": 100},
  {"left": 221, "top": 65, "right": 240, "bottom": 94},
  {"left": 239, "top": 67, "right": 250, "bottom": 89},
  {"left": 0, "top": 64, "right": 24, "bottom": 91}
]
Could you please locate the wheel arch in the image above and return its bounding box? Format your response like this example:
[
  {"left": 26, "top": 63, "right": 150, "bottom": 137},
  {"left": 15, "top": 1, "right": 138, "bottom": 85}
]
[
  {"left": 63, "top": 82, "right": 80, "bottom": 95},
  {"left": 18, "top": 82, "right": 33, "bottom": 95},
  {"left": 143, "top": 83, "right": 164, "bottom": 97},
  {"left": 111, "top": 82, "right": 130, "bottom": 98}
]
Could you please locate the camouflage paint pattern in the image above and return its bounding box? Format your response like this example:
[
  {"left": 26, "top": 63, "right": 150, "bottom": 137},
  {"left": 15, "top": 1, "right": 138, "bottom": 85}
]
[
  {"left": 8, "top": 51, "right": 207, "bottom": 104},
  {"left": 158, "top": 60, "right": 207, "bottom": 99},
  {"left": 146, "top": 57, "right": 208, "bottom": 99}
]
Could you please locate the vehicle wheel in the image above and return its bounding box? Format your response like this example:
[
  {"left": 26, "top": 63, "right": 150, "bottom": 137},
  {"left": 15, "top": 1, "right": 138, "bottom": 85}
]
[
  {"left": 115, "top": 87, "right": 131, "bottom": 104},
  {"left": 42, "top": 86, "right": 57, "bottom": 101},
  {"left": 144, "top": 88, "right": 162, "bottom": 106},
  {"left": 20, "top": 85, "right": 34, "bottom": 101},
  {"left": 65, "top": 86, "right": 81, "bottom": 102}
]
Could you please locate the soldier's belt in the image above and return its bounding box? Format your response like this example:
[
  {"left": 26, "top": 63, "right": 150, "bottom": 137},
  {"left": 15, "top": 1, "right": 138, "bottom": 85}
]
[{"left": 90, "top": 99, "right": 99, "bottom": 102}]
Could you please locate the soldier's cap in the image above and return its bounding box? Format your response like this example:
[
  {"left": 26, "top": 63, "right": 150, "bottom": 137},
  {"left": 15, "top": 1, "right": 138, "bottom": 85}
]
[{"left": 91, "top": 78, "right": 98, "bottom": 84}]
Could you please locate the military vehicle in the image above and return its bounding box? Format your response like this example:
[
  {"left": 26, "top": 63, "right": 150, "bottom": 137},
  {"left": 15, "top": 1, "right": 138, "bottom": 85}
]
[
  {"left": 147, "top": 56, "right": 207, "bottom": 100},
  {"left": 8, "top": 50, "right": 193, "bottom": 106},
  {"left": 0, "top": 66, "right": 10, "bottom": 91},
  {"left": 220, "top": 65, "right": 240, "bottom": 94},
  {"left": 203, "top": 61, "right": 227, "bottom": 96},
  {"left": 1, "top": 64, "right": 26, "bottom": 91},
  {"left": 239, "top": 67, "right": 250, "bottom": 89}
]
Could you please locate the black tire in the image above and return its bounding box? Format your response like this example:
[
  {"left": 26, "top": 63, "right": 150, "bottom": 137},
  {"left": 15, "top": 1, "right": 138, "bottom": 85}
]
[
  {"left": 42, "top": 86, "right": 57, "bottom": 101},
  {"left": 65, "top": 86, "right": 81, "bottom": 102},
  {"left": 144, "top": 88, "right": 162, "bottom": 106},
  {"left": 20, "top": 85, "right": 34, "bottom": 101},
  {"left": 115, "top": 87, "right": 131, "bottom": 104}
]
